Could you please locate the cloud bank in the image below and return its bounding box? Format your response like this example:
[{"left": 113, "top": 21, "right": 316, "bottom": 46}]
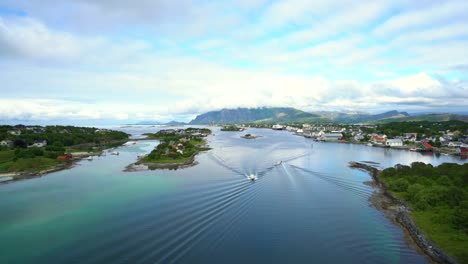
[{"left": 0, "top": 0, "right": 467, "bottom": 123}]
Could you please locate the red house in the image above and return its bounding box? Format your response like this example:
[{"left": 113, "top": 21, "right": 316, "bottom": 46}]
[
  {"left": 421, "top": 141, "right": 433, "bottom": 150},
  {"left": 457, "top": 147, "right": 468, "bottom": 155},
  {"left": 57, "top": 153, "right": 72, "bottom": 161}
]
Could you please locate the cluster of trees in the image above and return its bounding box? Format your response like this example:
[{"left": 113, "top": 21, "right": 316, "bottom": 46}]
[
  {"left": 380, "top": 162, "right": 468, "bottom": 233},
  {"left": 143, "top": 129, "right": 210, "bottom": 162},
  {"left": 0, "top": 125, "right": 129, "bottom": 173},
  {"left": 373, "top": 121, "right": 467, "bottom": 139}
]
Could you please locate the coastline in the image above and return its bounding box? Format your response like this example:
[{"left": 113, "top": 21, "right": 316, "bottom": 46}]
[
  {"left": 349, "top": 161, "right": 457, "bottom": 264},
  {"left": 0, "top": 161, "right": 75, "bottom": 185},
  {"left": 294, "top": 132, "right": 458, "bottom": 155},
  {"left": 0, "top": 140, "right": 129, "bottom": 185}
]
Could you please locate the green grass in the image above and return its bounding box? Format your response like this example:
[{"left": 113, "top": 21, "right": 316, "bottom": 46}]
[
  {"left": 144, "top": 157, "right": 189, "bottom": 164},
  {"left": 412, "top": 210, "right": 468, "bottom": 263},
  {"left": 0, "top": 157, "right": 62, "bottom": 173},
  {"left": 0, "top": 150, "right": 15, "bottom": 163}
]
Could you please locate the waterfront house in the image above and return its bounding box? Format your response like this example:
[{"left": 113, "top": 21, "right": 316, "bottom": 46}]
[
  {"left": 420, "top": 141, "right": 433, "bottom": 151},
  {"left": 57, "top": 154, "right": 72, "bottom": 161},
  {"left": 320, "top": 133, "right": 342, "bottom": 141},
  {"left": 447, "top": 142, "right": 468, "bottom": 148},
  {"left": 272, "top": 124, "right": 284, "bottom": 130},
  {"left": 456, "top": 147, "right": 468, "bottom": 156},
  {"left": 386, "top": 138, "right": 403, "bottom": 147},
  {"left": 370, "top": 135, "right": 387, "bottom": 145}
]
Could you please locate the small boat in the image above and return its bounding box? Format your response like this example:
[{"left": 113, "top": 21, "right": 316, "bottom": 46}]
[
  {"left": 409, "top": 148, "right": 417, "bottom": 152},
  {"left": 276, "top": 161, "right": 282, "bottom": 165},
  {"left": 111, "top": 151, "right": 119, "bottom": 155},
  {"left": 367, "top": 143, "right": 373, "bottom": 147},
  {"left": 86, "top": 156, "right": 93, "bottom": 161},
  {"left": 247, "top": 174, "right": 258, "bottom": 181}
]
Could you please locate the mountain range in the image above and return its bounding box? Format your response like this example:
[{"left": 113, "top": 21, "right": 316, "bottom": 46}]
[{"left": 188, "top": 107, "right": 468, "bottom": 124}]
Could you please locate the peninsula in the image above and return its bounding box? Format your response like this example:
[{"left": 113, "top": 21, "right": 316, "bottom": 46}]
[{"left": 0, "top": 125, "right": 129, "bottom": 182}]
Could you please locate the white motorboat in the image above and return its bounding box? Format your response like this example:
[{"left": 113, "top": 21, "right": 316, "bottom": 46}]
[
  {"left": 86, "top": 156, "right": 93, "bottom": 160},
  {"left": 111, "top": 151, "right": 119, "bottom": 155},
  {"left": 247, "top": 174, "right": 258, "bottom": 181}
]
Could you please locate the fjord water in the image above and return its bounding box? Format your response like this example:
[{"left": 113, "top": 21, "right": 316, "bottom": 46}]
[{"left": 0, "top": 127, "right": 466, "bottom": 264}]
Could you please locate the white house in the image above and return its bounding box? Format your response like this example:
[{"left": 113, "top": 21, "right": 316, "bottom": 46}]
[
  {"left": 0, "top": 140, "right": 14, "bottom": 148},
  {"left": 8, "top": 130, "right": 21, "bottom": 136},
  {"left": 386, "top": 138, "right": 403, "bottom": 147},
  {"left": 31, "top": 140, "right": 47, "bottom": 148},
  {"left": 448, "top": 142, "right": 463, "bottom": 147}
]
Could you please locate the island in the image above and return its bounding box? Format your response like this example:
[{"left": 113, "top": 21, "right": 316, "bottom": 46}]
[
  {"left": 130, "top": 128, "right": 211, "bottom": 170},
  {"left": 0, "top": 125, "right": 129, "bottom": 182},
  {"left": 350, "top": 161, "right": 468, "bottom": 264},
  {"left": 241, "top": 133, "right": 260, "bottom": 139}
]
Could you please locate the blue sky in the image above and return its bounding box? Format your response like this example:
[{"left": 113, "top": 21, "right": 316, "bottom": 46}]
[{"left": 0, "top": 0, "right": 467, "bottom": 123}]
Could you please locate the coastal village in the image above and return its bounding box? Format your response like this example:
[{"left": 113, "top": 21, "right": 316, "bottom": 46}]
[{"left": 228, "top": 122, "right": 468, "bottom": 156}]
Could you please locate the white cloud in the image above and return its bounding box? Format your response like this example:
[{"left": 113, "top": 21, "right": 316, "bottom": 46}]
[
  {"left": 1, "top": 68, "right": 466, "bottom": 122},
  {"left": 0, "top": 16, "right": 92, "bottom": 61},
  {"left": 374, "top": 1, "right": 468, "bottom": 37}
]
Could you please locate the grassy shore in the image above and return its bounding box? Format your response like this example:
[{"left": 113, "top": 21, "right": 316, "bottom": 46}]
[{"left": 377, "top": 162, "right": 468, "bottom": 263}]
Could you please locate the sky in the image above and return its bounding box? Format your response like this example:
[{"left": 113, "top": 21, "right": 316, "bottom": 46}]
[{"left": 0, "top": 0, "right": 467, "bottom": 124}]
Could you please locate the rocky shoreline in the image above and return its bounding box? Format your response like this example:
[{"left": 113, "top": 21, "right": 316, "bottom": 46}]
[{"left": 349, "top": 161, "right": 457, "bottom": 264}]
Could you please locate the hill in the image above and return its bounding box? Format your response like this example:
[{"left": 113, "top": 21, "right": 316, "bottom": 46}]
[
  {"left": 316, "top": 110, "right": 410, "bottom": 123},
  {"left": 189, "top": 108, "right": 467, "bottom": 125},
  {"left": 189, "top": 107, "right": 322, "bottom": 124},
  {"left": 378, "top": 113, "right": 468, "bottom": 123}
]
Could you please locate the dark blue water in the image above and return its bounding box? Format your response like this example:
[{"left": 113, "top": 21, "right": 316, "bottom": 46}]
[{"left": 0, "top": 126, "right": 465, "bottom": 263}]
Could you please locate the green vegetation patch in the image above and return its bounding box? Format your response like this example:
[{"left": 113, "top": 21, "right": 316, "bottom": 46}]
[
  {"left": 379, "top": 162, "right": 468, "bottom": 262},
  {"left": 221, "top": 125, "right": 243, "bottom": 131},
  {"left": 0, "top": 125, "right": 129, "bottom": 174}
]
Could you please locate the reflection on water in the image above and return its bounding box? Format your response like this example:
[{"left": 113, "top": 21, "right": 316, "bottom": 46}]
[{"left": 0, "top": 126, "right": 465, "bottom": 264}]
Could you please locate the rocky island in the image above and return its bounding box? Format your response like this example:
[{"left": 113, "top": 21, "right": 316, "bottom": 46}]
[{"left": 241, "top": 133, "right": 260, "bottom": 139}]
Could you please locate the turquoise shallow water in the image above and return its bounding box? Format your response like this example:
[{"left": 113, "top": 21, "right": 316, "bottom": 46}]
[{"left": 0, "top": 126, "right": 465, "bottom": 264}]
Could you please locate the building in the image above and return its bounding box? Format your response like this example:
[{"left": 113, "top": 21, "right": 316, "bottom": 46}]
[
  {"left": 272, "top": 124, "right": 284, "bottom": 130},
  {"left": 320, "top": 133, "right": 342, "bottom": 141},
  {"left": 386, "top": 138, "right": 403, "bottom": 147},
  {"left": 31, "top": 140, "right": 47, "bottom": 148},
  {"left": 371, "top": 135, "right": 387, "bottom": 145},
  {"left": 57, "top": 154, "right": 72, "bottom": 161},
  {"left": 456, "top": 147, "right": 468, "bottom": 156},
  {"left": 8, "top": 130, "right": 21, "bottom": 136},
  {"left": 0, "top": 140, "right": 14, "bottom": 148},
  {"left": 421, "top": 141, "right": 433, "bottom": 151},
  {"left": 448, "top": 142, "right": 463, "bottom": 147}
]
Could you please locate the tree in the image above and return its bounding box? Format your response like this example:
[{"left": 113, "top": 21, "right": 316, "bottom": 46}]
[{"left": 13, "top": 139, "right": 27, "bottom": 148}]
